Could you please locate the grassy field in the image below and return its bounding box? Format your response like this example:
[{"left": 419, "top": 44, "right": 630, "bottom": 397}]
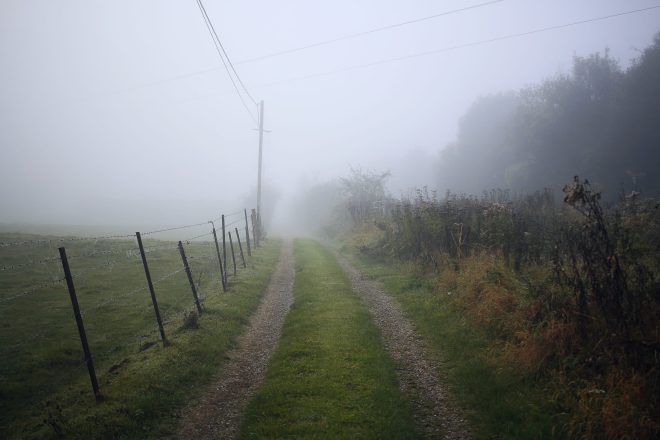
[
  {"left": 239, "top": 239, "right": 417, "bottom": 439},
  {"left": 0, "top": 231, "right": 280, "bottom": 439},
  {"left": 340, "top": 244, "right": 562, "bottom": 440}
]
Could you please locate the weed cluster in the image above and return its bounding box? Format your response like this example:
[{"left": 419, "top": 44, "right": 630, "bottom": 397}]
[{"left": 355, "top": 178, "right": 659, "bottom": 439}]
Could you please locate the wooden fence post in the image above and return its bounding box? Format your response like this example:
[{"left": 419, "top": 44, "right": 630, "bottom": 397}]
[
  {"left": 221, "top": 214, "right": 227, "bottom": 279},
  {"left": 211, "top": 224, "right": 227, "bottom": 292},
  {"left": 59, "top": 247, "right": 101, "bottom": 401},
  {"left": 235, "top": 227, "right": 246, "bottom": 268},
  {"left": 228, "top": 231, "right": 237, "bottom": 276},
  {"left": 244, "top": 208, "right": 252, "bottom": 257},
  {"left": 178, "top": 241, "right": 202, "bottom": 314},
  {"left": 251, "top": 209, "right": 258, "bottom": 248},
  {"left": 135, "top": 232, "right": 168, "bottom": 345}
]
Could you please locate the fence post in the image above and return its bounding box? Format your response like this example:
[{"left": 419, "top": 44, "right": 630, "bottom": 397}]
[
  {"left": 211, "top": 224, "right": 227, "bottom": 292},
  {"left": 135, "top": 232, "right": 168, "bottom": 345},
  {"left": 221, "top": 214, "right": 227, "bottom": 279},
  {"left": 244, "top": 208, "right": 252, "bottom": 257},
  {"left": 178, "top": 241, "right": 202, "bottom": 315},
  {"left": 228, "top": 231, "right": 237, "bottom": 276},
  {"left": 251, "top": 209, "right": 259, "bottom": 248},
  {"left": 235, "top": 227, "right": 246, "bottom": 268},
  {"left": 59, "top": 247, "right": 101, "bottom": 401}
]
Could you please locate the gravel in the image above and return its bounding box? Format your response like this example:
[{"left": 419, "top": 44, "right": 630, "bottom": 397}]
[
  {"left": 174, "top": 240, "right": 295, "bottom": 440},
  {"left": 334, "top": 251, "right": 472, "bottom": 440}
]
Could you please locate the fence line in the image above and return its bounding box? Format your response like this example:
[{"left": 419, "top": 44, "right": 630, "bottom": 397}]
[
  {"left": 182, "top": 230, "right": 214, "bottom": 242},
  {"left": 0, "top": 233, "right": 136, "bottom": 248},
  {"left": 142, "top": 221, "right": 210, "bottom": 236},
  {"left": 0, "top": 206, "right": 262, "bottom": 404},
  {"left": 80, "top": 284, "right": 150, "bottom": 317},
  {"left": 1, "top": 255, "right": 61, "bottom": 272}
]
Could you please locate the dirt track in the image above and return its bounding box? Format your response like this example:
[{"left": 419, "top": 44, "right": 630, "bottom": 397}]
[
  {"left": 175, "top": 240, "right": 294, "bottom": 439},
  {"left": 334, "top": 250, "right": 471, "bottom": 440}
]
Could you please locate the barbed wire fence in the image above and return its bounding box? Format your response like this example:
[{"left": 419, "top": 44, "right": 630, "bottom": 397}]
[{"left": 0, "top": 207, "right": 263, "bottom": 406}]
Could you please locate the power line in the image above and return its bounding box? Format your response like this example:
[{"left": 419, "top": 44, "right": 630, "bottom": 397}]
[
  {"left": 81, "top": 4, "right": 660, "bottom": 102},
  {"left": 72, "top": 1, "right": 505, "bottom": 98},
  {"left": 196, "top": 0, "right": 258, "bottom": 105},
  {"left": 236, "top": 0, "right": 505, "bottom": 65},
  {"left": 195, "top": 0, "right": 258, "bottom": 124},
  {"left": 259, "top": 5, "right": 660, "bottom": 88}
]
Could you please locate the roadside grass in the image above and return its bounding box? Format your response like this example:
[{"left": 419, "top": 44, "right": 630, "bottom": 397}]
[
  {"left": 1, "top": 232, "right": 281, "bottom": 439},
  {"left": 341, "top": 245, "right": 563, "bottom": 440},
  {"left": 239, "top": 239, "right": 417, "bottom": 439}
]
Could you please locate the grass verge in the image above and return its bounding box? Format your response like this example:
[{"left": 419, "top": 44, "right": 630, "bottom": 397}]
[
  {"left": 239, "top": 239, "right": 416, "bottom": 439},
  {"left": 2, "top": 237, "right": 281, "bottom": 439},
  {"left": 341, "top": 245, "right": 563, "bottom": 440}
]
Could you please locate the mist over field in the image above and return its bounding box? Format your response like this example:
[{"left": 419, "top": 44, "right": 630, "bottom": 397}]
[
  {"left": 2, "top": 2, "right": 660, "bottom": 439},
  {"left": 1, "top": 0, "right": 659, "bottom": 233}
]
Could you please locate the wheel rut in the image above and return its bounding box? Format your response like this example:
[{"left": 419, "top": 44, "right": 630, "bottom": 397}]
[
  {"left": 175, "top": 240, "right": 295, "bottom": 440},
  {"left": 334, "top": 250, "right": 472, "bottom": 440}
]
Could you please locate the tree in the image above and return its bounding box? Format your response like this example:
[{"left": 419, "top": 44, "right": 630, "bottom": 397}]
[{"left": 341, "top": 167, "right": 391, "bottom": 224}]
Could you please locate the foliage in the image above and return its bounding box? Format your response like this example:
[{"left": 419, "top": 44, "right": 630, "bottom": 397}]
[
  {"left": 341, "top": 167, "right": 392, "bottom": 225},
  {"left": 436, "top": 33, "right": 660, "bottom": 197},
  {"left": 351, "top": 178, "right": 659, "bottom": 439}
]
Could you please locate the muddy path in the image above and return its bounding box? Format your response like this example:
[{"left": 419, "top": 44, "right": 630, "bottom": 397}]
[{"left": 175, "top": 240, "right": 295, "bottom": 439}]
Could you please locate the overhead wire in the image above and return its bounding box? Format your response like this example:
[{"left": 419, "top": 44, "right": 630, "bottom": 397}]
[
  {"left": 68, "top": 4, "right": 660, "bottom": 109},
  {"left": 96, "top": 0, "right": 505, "bottom": 96},
  {"left": 258, "top": 4, "right": 660, "bottom": 88},
  {"left": 195, "top": 0, "right": 258, "bottom": 124},
  {"left": 196, "top": 0, "right": 258, "bottom": 105},
  {"left": 235, "top": 0, "right": 505, "bottom": 65}
]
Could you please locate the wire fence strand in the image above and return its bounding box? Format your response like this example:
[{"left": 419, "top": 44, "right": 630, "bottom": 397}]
[
  {"left": 141, "top": 221, "right": 210, "bottom": 236},
  {"left": 0, "top": 278, "right": 66, "bottom": 303}
]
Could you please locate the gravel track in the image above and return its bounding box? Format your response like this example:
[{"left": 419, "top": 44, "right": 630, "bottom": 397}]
[
  {"left": 334, "top": 250, "right": 471, "bottom": 440},
  {"left": 175, "top": 240, "right": 294, "bottom": 440}
]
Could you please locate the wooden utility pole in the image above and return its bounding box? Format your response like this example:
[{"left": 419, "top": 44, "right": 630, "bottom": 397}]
[{"left": 257, "top": 100, "right": 264, "bottom": 220}]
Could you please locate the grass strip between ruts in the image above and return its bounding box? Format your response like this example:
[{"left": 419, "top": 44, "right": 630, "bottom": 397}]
[{"left": 239, "top": 239, "right": 416, "bottom": 439}]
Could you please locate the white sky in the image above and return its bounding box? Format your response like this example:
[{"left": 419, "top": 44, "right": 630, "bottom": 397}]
[{"left": 1, "top": 0, "right": 659, "bottom": 228}]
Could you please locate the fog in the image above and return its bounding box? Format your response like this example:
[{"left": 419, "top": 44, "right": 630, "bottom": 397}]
[{"left": 1, "top": 0, "right": 659, "bottom": 234}]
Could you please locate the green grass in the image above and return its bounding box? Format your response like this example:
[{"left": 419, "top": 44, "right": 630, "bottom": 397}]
[
  {"left": 1, "top": 231, "right": 280, "bottom": 439},
  {"left": 341, "top": 247, "right": 561, "bottom": 440},
  {"left": 239, "top": 239, "right": 417, "bottom": 439}
]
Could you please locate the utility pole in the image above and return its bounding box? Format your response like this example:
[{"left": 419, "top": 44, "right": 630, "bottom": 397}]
[{"left": 257, "top": 100, "right": 264, "bottom": 220}]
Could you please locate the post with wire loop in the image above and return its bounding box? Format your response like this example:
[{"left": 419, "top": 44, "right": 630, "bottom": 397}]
[
  {"left": 221, "top": 215, "right": 227, "bottom": 280},
  {"left": 135, "top": 232, "right": 168, "bottom": 346},
  {"left": 244, "top": 208, "right": 252, "bottom": 257},
  {"left": 178, "top": 241, "right": 203, "bottom": 315},
  {"left": 235, "top": 227, "right": 247, "bottom": 268},
  {"left": 228, "top": 231, "right": 237, "bottom": 276},
  {"left": 59, "top": 246, "right": 101, "bottom": 401},
  {"left": 210, "top": 222, "right": 227, "bottom": 292}
]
